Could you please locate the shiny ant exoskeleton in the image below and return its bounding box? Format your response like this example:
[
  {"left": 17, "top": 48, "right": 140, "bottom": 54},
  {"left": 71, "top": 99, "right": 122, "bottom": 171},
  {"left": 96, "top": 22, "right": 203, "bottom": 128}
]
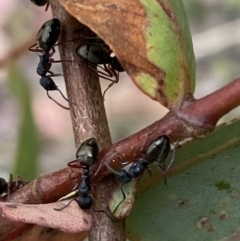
[
  {"left": 54, "top": 138, "right": 98, "bottom": 211},
  {"left": 29, "top": 18, "right": 75, "bottom": 110},
  {"left": 53, "top": 139, "right": 101, "bottom": 208},
  {"left": 107, "top": 135, "right": 175, "bottom": 214},
  {"left": 30, "top": 0, "right": 50, "bottom": 12},
  {"left": 54, "top": 138, "right": 116, "bottom": 220},
  {"left": 29, "top": 19, "right": 60, "bottom": 54},
  {"left": 0, "top": 174, "right": 27, "bottom": 201},
  {"left": 76, "top": 37, "right": 124, "bottom": 98}
]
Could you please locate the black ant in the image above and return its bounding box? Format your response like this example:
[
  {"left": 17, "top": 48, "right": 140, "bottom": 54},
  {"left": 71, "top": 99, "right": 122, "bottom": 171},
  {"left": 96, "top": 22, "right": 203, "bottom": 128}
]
[
  {"left": 30, "top": 0, "right": 50, "bottom": 11},
  {"left": 54, "top": 138, "right": 115, "bottom": 220},
  {"left": 29, "top": 19, "right": 75, "bottom": 110},
  {"left": 76, "top": 37, "right": 124, "bottom": 98},
  {"left": 0, "top": 174, "right": 27, "bottom": 200},
  {"left": 54, "top": 138, "right": 98, "bottom": 210},
  {"left": 106, "top": 135, "right": 175, "bottom": 214}
]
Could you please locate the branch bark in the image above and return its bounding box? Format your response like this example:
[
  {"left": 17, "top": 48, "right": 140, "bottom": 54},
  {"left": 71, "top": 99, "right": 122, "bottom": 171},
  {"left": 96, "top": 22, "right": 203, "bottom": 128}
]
[{"left": 50, "top": 1, "right": 125, "bottom": 241}]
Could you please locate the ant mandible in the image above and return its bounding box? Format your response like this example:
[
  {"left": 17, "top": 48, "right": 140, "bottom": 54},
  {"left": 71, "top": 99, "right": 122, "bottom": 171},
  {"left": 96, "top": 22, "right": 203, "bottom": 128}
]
[{"left": 106, "top": 135, "right": 175, "bottom": 214}]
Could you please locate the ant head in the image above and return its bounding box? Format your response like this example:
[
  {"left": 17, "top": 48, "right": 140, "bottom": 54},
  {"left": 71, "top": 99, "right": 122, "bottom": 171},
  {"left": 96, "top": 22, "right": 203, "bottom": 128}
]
[
  {"left": 144, "top": 135, "right": 171, "bottom": 164},
  {"left": 37, "top": 18, "right": 60, "bottom": 53},
  {"left": 76, "top": 138, "right": 99, "bottom": 166}
]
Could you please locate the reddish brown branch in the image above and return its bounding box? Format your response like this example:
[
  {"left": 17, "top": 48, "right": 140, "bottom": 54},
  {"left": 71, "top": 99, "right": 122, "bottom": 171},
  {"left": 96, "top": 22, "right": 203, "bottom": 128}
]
[
  {"left": 180, "top": 77, "right": 240, "bottom": 127},
  {"left": 3, "top": 77, "right": 240, "bottom": 203},
  {"left": 1, "top": 76, "right": 240, "bottom": 240},
  {"left": 92, "top": 77, "right": 240, "bottom": 183}
]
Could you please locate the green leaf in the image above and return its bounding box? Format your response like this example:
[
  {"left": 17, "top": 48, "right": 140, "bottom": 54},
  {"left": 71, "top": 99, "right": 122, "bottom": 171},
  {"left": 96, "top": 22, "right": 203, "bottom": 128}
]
[
  {"left": 126, "top": 119, "right": 240, "bottom": 240},
  {"left": 135, "top": 0, "right": 196, "bottom": 108},
  {"left": 7, "top": 63, "right": 39, "bottom": 180},
  {"left": 58, "top": 0, "right": 195, "bottom": 109}
]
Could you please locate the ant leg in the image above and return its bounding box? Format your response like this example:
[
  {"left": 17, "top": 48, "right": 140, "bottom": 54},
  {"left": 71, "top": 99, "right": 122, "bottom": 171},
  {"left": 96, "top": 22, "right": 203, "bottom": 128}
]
[
  {"left": 102, "top": 69, "right": 118, "bottom": 99},
  {"left": 158, "top": 147, "right": 176, "bottom": 185},
  {"left": 90, "top": 195, "right": 118, "bottom": 221},
  {"left": 113, "top": 184, "right": 126, "bottom": 215},
  {"left": 46, "top": 71, "right": 62, "bottom": 77},
  {"left": 158, "top": 145, "right": 176, "bottom": 173},
  {"left": 68, "top": 160, "right": 82, "bottom": 169},
  {"left": 48, "top": 47, "right": 56, "bottom": 57},
  {"left": 55, "top": 37, "right": 84, "bottom": 47},
  {"left": 56, "top": 87, "right": 77, "bottom": 106},
  {"left": 28, "top": 43, "right": 43, "bottom": 53},
  {"left": 67, "top": 160, "right": 82, "bottom": 180},
  {"left": 90, "top": 65, "right": 117, "bottom": 82},
  {"left": 97, "top": 65, "right": 114, "bottom": 78},
  {"left": 87, "top": 64, "right": 114, "bottom": 81},
  {"left": 146, "top": 166, "right": 152, "bottom": 177},
  {"left": 105, "top": 163, "right": 130, "bottom": 215},
  {"left": 45, "top": 1, "right": 50, "bottom": 11},
  {"left": 15, "top": 175, "right": 25, "bottom": 189},
  {"left": 107, "top": 65, "right": 119, "bottom": 84},
  {"left": 133, "top": 133, "right": 154, "bottom": 161},
  {"left": 92, "top": 208, "right": 118, "bottom": 222},
  {"left": 102, "top": 65, "right": 119, "bottom": 100},
  {"left": 165, "top": 147, "right": 176, "bottom": 173},
  {"left": 159, "top": 163, "right": 167, "bottom": 185},
  {"left": 46, "top": 91, "right": 70, "bottom": 110},
  {"left": 7, "top": 174, "right": 13, "bottom": 202},
  {"left": 50, "top": 59, "right": 74, "bottom": 64},
  {"left": 105, "top": 163, "right": 125, "bottom": 177},
  {"left": 54, "top": 198, "right": 75, "bottom": 211}
]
